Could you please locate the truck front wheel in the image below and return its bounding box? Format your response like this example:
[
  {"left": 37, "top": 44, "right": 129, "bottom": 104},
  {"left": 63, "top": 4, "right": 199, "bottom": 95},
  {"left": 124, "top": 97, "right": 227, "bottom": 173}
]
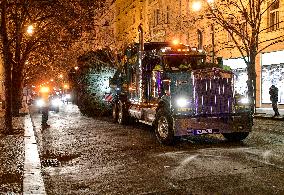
[
  {"left": 222, "top": 132, "right": 249, "bottom": 142},
  {"left": 155, "top": 108, "right": 174, "bottom": 145}
]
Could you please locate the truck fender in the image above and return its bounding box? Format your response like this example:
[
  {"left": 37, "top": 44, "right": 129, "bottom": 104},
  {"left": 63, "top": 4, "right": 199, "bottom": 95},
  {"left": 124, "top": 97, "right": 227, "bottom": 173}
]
[
  {"left": 156, "top": 96, "right": 170, "bottom": 112},
  {"left": 153, "top": 99, "right": 171, "bottom": 127}
]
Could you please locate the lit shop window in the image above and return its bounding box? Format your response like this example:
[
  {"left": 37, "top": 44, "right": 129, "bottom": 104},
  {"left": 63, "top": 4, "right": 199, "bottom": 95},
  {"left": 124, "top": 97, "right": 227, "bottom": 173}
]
[{"left": 262, "top": 64, "right": 284, "bottom": 104}]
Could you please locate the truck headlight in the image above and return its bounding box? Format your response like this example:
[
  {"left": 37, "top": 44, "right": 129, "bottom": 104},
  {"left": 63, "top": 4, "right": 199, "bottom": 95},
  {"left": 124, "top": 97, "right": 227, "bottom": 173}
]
[
  {"left": 239, "top": 97, "right": 249, "bottom": 104},
  {"left": 176, "top": 97, "right": 190, "bottom": 107}
]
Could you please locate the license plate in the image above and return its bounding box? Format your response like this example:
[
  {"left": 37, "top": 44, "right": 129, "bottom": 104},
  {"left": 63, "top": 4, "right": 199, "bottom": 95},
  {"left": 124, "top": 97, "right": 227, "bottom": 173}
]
[{"left": 194, "top": 129, "right": 213, "bottom": 135}]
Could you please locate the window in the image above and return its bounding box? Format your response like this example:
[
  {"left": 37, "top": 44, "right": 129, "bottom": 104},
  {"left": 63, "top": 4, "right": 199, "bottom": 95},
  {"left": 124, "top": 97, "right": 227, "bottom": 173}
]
[
  {"left": 268, "top": 0, "right": 280, "bottom": 31},
  {"left": 197, "top": 29, "right": 203, "bottom": 50},
  {"left": 133, "top": 13, "right": 136, "bottom": 24},
  {"left": 156, "top": 9, "right": 160, "bottom": 25},
  {"left": 140, "top": 9, "right": 143, "bottom": 20},
  {"left": 165, "top": 6, "right": 170, "bottom": 24},
  {"left": 154, "top": 9, "right": 161, "bottom": 26}
]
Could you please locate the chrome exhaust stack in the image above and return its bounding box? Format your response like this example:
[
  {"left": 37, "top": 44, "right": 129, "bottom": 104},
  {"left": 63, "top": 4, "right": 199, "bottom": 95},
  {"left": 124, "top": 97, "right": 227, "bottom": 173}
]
[{"left": 137, "top": 24, "right": 144, "bottom": 103}]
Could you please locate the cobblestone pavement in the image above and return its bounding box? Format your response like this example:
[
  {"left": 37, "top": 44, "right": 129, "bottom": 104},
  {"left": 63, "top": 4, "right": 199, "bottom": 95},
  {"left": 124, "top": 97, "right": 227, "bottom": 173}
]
[
  {"left": 29, "top": 104, "right": 284, "bottom": 195},
  {"left": 0, "top": 114, "right": 25, "bottom": 194}
]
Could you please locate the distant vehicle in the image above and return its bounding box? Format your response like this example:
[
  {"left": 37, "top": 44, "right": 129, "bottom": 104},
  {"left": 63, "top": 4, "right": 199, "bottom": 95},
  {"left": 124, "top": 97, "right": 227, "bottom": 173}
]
[
  {"left": 35, "top": 94, "right": 61, "bottom": 113},
  {"left": 49, "top": 95, "right": 61, "bottom": 112},
  {"left": 106, "top": 27, "right": 253, "bottom": 145},
  {"left": 63, "top": 93, "right": 72, "bottom": 104}
]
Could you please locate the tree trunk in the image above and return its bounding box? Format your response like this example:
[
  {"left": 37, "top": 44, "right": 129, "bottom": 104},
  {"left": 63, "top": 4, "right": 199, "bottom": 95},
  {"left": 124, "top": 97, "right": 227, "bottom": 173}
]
[
  {"left": 12, "top": 70, "right": 23, "bottom": 116},
  {"left": 1, "top": 0, "right": 13, "bottom": 134},
  {"left": 247, "top": 52, "right": 257, "bottom": 114},
  {"left": 12, "top": 5, "right": 23, "bottom": 117}
]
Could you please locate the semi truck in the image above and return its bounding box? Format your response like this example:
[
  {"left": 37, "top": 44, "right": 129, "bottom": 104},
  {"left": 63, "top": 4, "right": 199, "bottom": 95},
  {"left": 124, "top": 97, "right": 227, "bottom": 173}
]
[{"left": 107, "top": 29, "right": 253, "bottom": 145}]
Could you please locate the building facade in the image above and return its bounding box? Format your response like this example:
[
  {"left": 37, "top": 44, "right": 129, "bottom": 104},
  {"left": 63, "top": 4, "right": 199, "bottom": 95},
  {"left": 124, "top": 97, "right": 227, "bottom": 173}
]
[{"left": 96, "top": 0, "right": 284, "bottom": 108}]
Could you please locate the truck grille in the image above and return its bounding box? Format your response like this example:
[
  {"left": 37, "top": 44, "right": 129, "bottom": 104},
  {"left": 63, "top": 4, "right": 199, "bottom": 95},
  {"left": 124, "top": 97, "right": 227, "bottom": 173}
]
[{"left": 193, "top": 68, "right": 234, "bottom": 115}]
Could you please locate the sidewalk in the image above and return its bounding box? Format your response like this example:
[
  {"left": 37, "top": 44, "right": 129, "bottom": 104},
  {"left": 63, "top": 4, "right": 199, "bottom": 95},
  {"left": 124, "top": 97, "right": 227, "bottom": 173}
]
[
  {"left": 255, "top": 108, "right": 284, "bottom": 120},
  {"left": 0, "top": 103, "right": 45, "bottom": 194}
]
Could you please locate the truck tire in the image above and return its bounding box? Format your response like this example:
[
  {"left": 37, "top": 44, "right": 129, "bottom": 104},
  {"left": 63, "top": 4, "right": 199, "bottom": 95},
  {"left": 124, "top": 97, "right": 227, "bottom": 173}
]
[
  {"left": 222, "top": 132, "right": 249, "bottom": 142},
  {"left": 117, "top": 101, "right": 128, "bottom": 125},
  {"left": 112, "top": 103, "right": 118, "bottom": 123},
  {"left": 155, "top": 108, "right": 175, "bottom": 145}
]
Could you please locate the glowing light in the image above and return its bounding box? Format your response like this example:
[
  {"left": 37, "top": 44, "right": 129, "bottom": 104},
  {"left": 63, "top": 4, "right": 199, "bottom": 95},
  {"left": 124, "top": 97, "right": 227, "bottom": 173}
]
[
  {"left": 51, "top": 98, "right": 62, "bottom": 106},
  {"left": 207, "top": 0, "right": 214, "bottom": 4},
  {"left": 192, "top": 1, "right": 202, "bottom": 12},
  {"left": 176, "top": 98, "right": 190, "bottom": 107},
  {"left": 50, "top": 79, "right": 54, "bottom": 82},
  {"left": 40, "top": 86, "right": 49, "bottom": 93},
  {"left": 172, "top": 39, "right": 179, "bottom": 45},
  {"left": 63, "top": 84, "right": 69, "bottom": 89},
  {"left": 27, "top": 25, "right": 34, "bottom": 35},
  {"left": 36, "top": 99, "right": 45, "bottom": 107},
  {"left": 74, "top": 66, "right": 79, "bottom": 70},
  {"left": 240, "top": 97, "right": 249, "bottom": 104}
]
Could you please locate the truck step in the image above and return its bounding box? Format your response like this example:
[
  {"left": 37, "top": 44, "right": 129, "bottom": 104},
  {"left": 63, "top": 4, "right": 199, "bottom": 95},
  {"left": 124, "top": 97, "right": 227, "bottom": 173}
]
[{"left": 138, "top": 120, "right": 153, "bottom": 126}]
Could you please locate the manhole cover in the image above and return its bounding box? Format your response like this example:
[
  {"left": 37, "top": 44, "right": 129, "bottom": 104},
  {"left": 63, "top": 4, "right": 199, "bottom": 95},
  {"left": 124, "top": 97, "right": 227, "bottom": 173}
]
[{"left": 41, "top": 159, "right": 60, "bottom": 167}]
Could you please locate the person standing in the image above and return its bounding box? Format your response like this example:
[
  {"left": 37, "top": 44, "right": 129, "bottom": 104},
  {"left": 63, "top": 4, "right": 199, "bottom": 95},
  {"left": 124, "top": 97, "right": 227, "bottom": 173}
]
[
  {"left": 40, "top": 87, "right": 50, "bottom": 128},
  {"left": 269, "top": 85, "right": 280, "bottom": 117}
]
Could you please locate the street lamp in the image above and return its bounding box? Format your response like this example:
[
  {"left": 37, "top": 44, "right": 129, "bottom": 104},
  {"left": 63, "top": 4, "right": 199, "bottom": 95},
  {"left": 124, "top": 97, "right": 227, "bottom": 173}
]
[
  {"left": 192, "top": 1, "right": 202, "bottom": 12},
  {"left": 27, "top": 25, "right": 34, "bottom": 35},
  {"left": 172, "top": 39, "right": 180, "bottom": 45}
]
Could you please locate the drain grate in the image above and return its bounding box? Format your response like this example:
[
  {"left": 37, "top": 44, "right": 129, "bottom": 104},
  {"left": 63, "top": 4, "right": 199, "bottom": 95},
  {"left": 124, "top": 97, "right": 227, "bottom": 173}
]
[{"left": 41, "top": 159, "right": 60, "bottom": 167}]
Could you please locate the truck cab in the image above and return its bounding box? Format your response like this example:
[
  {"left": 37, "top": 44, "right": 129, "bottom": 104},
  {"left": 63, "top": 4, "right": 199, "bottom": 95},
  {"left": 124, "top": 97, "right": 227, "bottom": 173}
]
[{"left": 109, "top": 42, "right": 252, "bottom": 145}]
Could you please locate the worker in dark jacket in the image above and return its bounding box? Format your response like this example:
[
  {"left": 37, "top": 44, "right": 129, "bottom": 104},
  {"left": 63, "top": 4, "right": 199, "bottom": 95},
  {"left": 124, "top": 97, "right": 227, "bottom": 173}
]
[
  {"left": 269, "top": 85, "right": 280, "bottom": 117},
  {"left": 39, "top": 86, "right": 51, "bottom": 128}
]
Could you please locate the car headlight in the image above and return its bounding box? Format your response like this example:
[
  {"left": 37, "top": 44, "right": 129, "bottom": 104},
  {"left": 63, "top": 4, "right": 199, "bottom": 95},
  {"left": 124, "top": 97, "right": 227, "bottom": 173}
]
[
  {"left": 51, "top": 98, "right": 61, "bottom": 106},
  {"left": 36, "top": 99, "right": 45, "bottom": 107},
  {"left": 176, "top": 97, "right": 190, "bottom": 107}
]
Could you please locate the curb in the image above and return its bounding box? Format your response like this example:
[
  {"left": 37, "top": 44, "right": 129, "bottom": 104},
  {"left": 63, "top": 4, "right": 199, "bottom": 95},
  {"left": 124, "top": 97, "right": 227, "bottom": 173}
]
[
  {"left": 23, "top": 114, "right": 46, "bottom": 195},
  {"left": 254, "top": 115, "right": 284, "bottom": 121}
]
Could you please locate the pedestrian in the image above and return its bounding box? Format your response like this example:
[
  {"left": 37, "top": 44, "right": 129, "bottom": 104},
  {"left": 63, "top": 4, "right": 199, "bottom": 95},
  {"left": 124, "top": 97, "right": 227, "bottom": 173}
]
[
  {"left": 269, "top": 85, "right": 280, "bottom": 117},
  {"left": 39, "top": 86, "right": 50, "bottom": 128}
]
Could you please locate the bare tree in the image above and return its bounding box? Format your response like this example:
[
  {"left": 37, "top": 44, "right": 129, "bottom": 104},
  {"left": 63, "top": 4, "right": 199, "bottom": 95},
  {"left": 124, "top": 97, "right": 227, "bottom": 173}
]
[
  {"left": 194, "top": 0, "right": 284, "bottom": 113},
  {"left": 0, "top": 0, "right": 105, "bottom": 133}
]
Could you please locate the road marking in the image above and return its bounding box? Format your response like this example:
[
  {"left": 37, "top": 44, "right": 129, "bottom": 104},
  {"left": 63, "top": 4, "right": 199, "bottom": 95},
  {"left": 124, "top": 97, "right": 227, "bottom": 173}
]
[{"left": 23, "top": 115, "right": 46, "bottom": 195}]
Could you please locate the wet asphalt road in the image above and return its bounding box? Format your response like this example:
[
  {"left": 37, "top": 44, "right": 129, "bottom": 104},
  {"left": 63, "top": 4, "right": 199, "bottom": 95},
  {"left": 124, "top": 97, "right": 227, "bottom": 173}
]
[{"left": 30, "top": 104, "right": 284, "bottom": 195}]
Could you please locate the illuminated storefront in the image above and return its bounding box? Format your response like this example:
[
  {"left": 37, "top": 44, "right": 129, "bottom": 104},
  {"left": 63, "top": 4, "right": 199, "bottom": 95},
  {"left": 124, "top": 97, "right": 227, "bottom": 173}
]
[
  {"left": 223, "top": 58, "right": 248, "bottom": 96},
  {"left": 261, "top": 51, "right": 284, "bottom": 104}
]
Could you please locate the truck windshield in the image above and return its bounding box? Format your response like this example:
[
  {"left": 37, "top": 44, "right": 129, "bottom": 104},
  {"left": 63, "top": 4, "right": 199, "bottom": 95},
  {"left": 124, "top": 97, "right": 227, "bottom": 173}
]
[{"left": 162, "top": 55, "right": 205, "bottom": 71}]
